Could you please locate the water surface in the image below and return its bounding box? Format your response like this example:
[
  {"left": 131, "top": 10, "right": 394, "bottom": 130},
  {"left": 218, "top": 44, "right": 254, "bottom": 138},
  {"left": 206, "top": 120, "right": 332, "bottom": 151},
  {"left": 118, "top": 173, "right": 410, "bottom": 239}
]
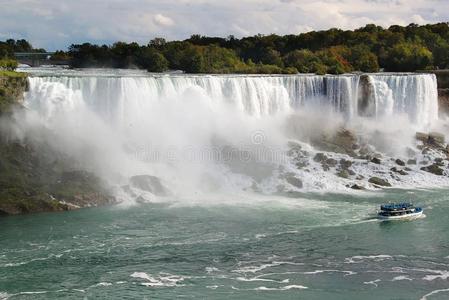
[{"left": 1, "top": 189, "right": 449, "bottom": 299}]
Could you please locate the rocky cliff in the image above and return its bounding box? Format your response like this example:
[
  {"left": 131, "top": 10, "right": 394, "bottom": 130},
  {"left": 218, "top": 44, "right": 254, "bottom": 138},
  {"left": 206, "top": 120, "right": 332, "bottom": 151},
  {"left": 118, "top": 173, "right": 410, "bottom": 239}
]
[
  {"left": 420, "top": 70, "right": 449, "bottom": 116},
  {"left": 0, "top": 73, "right": 28, "bottom": 113},
  {"left": 0, "top": 74, "right": 115, "bottom": 215}
]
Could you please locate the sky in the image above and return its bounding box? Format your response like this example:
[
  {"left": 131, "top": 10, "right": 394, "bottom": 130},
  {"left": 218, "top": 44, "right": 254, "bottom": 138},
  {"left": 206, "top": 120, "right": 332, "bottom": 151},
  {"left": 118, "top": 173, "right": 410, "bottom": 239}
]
[{"left": 0, "top": 0, "right": 448, "bottom": 50}]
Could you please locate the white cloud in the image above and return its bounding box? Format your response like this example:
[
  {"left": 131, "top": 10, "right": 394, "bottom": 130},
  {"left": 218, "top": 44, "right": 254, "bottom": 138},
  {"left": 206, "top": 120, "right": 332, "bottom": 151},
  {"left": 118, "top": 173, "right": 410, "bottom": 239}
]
[
  {"left": 0, "top": 0, "right": 448, "bottom": 50},
  {"left": 411, "top": 14, "right": 427, "bottom": 24},
  {"left": 153, "top": 14, "right": 174, "bottom": 27}
]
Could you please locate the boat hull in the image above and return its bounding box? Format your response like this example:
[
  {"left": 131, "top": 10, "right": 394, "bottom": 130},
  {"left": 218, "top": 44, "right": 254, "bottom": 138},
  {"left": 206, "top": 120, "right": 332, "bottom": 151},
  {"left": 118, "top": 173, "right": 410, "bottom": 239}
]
[{"left": 377, "top": 211, "right": 424, "bottom": 220}]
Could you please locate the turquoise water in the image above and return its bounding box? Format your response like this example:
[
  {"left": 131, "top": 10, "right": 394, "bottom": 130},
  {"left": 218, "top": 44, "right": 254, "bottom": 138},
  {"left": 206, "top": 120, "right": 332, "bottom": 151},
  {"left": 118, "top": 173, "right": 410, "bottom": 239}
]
[{"left": 1, "top": 189, "right": 449, "bottom": 299}]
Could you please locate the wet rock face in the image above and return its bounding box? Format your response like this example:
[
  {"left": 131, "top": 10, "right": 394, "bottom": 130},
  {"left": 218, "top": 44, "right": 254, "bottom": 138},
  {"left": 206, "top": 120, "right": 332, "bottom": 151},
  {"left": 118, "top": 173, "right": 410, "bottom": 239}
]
[
  {"left": 358, "top": 75, "right": 376, "bottom": 117},
  {"left": 438, "top": 88, "right": 449, "bottom": 116}
]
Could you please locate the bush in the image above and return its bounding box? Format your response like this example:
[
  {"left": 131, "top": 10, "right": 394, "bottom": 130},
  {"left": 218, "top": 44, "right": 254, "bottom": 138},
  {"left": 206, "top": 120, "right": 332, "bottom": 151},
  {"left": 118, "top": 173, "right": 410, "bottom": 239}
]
[{"left": 0, "top": 59, "right": 18, "bottom": 71}]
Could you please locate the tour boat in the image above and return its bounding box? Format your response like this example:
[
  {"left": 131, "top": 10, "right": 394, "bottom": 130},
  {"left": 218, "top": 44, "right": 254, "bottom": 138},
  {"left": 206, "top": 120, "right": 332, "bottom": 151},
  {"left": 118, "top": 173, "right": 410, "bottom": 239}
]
[{"left": 377, "top": 203, "right": 423, "bottom": 220}]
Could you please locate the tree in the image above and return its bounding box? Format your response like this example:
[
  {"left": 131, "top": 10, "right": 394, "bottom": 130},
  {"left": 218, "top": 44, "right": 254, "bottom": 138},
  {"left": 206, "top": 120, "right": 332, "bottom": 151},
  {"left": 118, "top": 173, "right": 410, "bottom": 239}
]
[
  {"left": 384, "top": 42, "right": 433, "bottom": 71},
  {"left": 179, "top": 45, "right": 205, "bottom": 73},
  {"left": 200, "top": 45, "right": 246, "bottom": 73},
  {"left": 136, "top": 48, "right": 168, "bottom": 72},
  {"left": 433, "top": 44, "right": 449, "bottom": 69},
  {"left": 349, "top": 45, "right": 379, "bottom": 72},
  {"left": 259, "top": 48, "right": 283, "bottom": 67},
  {"left": 283, "top": 49, "right": 325, "bottom": 73}
]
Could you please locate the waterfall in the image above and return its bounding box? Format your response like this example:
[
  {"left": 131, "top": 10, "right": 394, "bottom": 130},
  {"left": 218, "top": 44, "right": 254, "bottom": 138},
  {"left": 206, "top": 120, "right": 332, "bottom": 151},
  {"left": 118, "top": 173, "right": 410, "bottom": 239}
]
[
  {"left": 25, "top": 73, "right": 438, "bottom": 128},
  {"left": 365, "top": 74, "right": 439, "bottom": 126},
  {"left": 17, "top": 70, "right": 443, "bottom": 197}
]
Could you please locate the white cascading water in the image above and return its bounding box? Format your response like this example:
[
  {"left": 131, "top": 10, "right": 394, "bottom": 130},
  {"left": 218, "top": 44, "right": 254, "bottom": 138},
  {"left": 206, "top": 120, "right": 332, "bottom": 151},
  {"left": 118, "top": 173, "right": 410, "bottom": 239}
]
[
  {"left": 17, "top": 71, "right": 445, "bottom": 203},
  {"left": 366, "top": 74, "right": 439, "bottom": 125}
]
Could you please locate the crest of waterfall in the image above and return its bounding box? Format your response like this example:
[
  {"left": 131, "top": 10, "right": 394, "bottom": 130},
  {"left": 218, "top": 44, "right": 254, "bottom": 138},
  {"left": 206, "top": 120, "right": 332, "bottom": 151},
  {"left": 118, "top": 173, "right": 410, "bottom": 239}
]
[{"left": 25, "top": 73, "right": 438, "bottom": 128}]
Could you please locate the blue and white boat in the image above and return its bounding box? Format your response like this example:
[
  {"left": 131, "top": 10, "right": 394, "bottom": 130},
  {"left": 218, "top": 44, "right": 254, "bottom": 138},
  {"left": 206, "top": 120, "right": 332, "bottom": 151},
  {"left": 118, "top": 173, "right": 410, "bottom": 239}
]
[{"left": 377, "top": 203, "right": 423, "bottom": 220}]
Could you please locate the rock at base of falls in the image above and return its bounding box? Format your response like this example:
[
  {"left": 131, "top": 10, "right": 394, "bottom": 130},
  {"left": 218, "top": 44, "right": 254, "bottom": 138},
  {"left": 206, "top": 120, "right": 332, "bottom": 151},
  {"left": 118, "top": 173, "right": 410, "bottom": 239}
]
[
  {"left": 368, "top": 177, "right": 392, "bottom": 187},
  {"left": 129, "top": 175, "right": 168, "bottom": 196},
  {"left": 311, "top": 129, "right": 359, "bottom": 157},
  {"left": 421, "top": 164, "right": 445, "bottom": 176}
]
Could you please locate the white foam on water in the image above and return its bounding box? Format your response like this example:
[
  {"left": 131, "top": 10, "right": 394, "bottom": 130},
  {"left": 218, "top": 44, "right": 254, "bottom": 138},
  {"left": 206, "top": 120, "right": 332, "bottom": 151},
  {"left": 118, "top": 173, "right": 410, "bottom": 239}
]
[
  {"left": 205, "top": 267, "right": 220, "bottom": 274},
  {"left": 91, "top": 282, "right": 113, "bottom": 287},
  {"left": 420, "top": 288, "right": 449, "bottom": 300},
  {"left": 345, "top": 255, "right": 393, "bottom": 264},
  {"left": 1, "top": 254, "right": 61, "bottom": 268},
  {"left": 233, "top": 261, "right": 304, "bottom": 274},
  {"left": 231, "top": 285, "right": 308, "bottom": 291},
  {"left": 253, "top": 285, "right": 308, "bottom": 291},
  {"left": 363, "top": 279, "right": 381, "bottom": 287},
  {"left": 422, "top": 270, "right": 449, "bottom": 281},
  {"left": 302, "top": 269, "right": 356, "bottom": 276},
  {"left": 0, "top": 292, "right": 10, "bottom": 300},
  {"left": 130, "top": 272, "right": 186, "bottom": 287},
  {"left": 392, "top": 275, "right": 413, "bottom": 281}
]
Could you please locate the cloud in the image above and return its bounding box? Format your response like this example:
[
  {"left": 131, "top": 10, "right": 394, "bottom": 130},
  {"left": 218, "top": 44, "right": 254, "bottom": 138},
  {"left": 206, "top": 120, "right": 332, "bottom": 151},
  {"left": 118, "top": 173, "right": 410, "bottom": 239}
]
[
  {"left": 153, "top": 14, "right": 174, "bottom": 27},
  {"left": 0, "top": 0, "right": 448, "bottom": 50}
]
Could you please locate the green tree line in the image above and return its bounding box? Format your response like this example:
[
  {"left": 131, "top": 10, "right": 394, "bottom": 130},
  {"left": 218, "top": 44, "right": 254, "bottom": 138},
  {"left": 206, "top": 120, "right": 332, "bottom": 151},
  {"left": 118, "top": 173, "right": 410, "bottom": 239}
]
[{"left": 4, "top": 22, "right": 449, "bottom": 74}]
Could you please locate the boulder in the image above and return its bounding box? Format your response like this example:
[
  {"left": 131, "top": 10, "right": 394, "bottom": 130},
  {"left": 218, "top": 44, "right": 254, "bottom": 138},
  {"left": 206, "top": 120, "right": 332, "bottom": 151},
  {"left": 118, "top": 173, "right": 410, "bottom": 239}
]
[
  {"left": 350, "top": 184, "right": 365, "bottom": 190},
  {"left": 295, "top": 161, "right": 309, "bottom": 169},
  {"left": 368, "top": 177, "right": 392, "bottom": 187},
  {"left": 337, "top": 169, "right": 350, "bottom": 179},
  {"left": 313, "top": 153, "right": 327, "bottom": 162},
  {"left": 371, "top": 157, "right": 381, "bottom": 164},
  {"left": 390, "top": 167, "right": 408, "bottom": 176},
  {"left": 325, "top": 158, "right": 338, "bottom": 167},
  {"left": 407, "top": 159, "right": 417, "bottom": 165},
  {"left": 322, "top": 164, "right": 330, "bottom": 171},
  {"left": 395, "top": 159, "right": 405, "bottom": 166},
  {"left": 129, "top": 175, "right": 168, "bottom": 196},
  {"left": 415, "top": 132, "right": 429, "bottom": 143},
  {"left": 429, "top": 132, "right": 445, "bottom": 145},
  {"left": 421, "top": 164, "right": 445, "bottom": 176},
  {"left": 286, "top": 176, "right": 303, "bottom": 189},
  {"left": 435, "top": 157, "right": 445, "bottom": 166},
  {"left": 340, "top": 158, "right": 353, "bottom": 169},
  {"left": 311, "top": 128, "right": 358, "bottom": 157}
]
